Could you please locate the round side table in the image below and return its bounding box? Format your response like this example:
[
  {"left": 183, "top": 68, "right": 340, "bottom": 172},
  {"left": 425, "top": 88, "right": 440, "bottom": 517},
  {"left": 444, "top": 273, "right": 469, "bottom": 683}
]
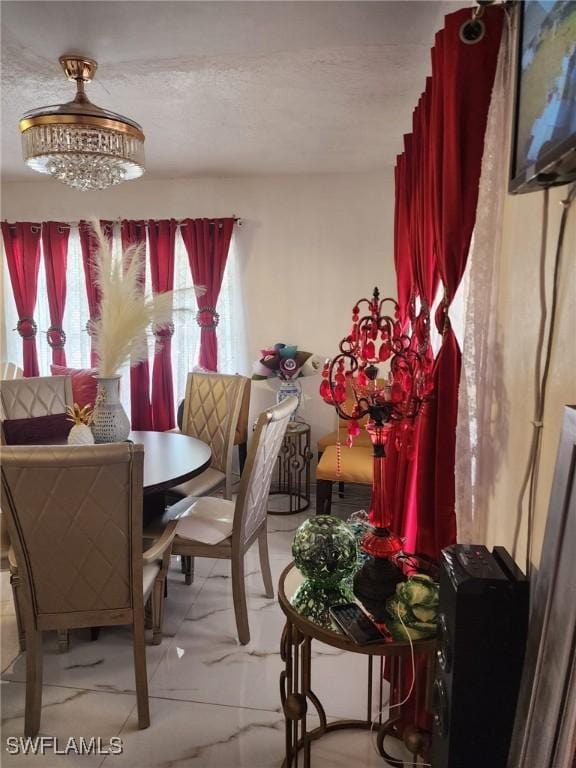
[
  {"left": 268, "top": 421, "right": 313, "bottom": 514},
  {"left": 278, "top": 563, "right": 435, "bottom": 767}
]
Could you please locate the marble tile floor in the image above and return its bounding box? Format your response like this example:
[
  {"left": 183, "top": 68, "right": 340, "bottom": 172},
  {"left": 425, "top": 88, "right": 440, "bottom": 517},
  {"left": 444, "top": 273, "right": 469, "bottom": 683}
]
[{"left": 1, "top": 485, "right": 425, "bottom": 768}]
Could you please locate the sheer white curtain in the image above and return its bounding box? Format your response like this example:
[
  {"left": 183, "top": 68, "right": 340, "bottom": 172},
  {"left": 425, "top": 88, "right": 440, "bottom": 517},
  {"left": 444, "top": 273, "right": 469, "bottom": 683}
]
[
  {"left": 2, "top": 224, "right": 248, "bottom": 416},
  {"left": 455, "top": 21, "right": 512, "bottom": 543}
]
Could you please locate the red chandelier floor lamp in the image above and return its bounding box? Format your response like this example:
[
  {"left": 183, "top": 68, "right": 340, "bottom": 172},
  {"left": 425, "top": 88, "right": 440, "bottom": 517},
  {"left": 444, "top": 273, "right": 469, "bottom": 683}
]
[{"left": 320, "top": 287, "right": 433, "bottom": 610}]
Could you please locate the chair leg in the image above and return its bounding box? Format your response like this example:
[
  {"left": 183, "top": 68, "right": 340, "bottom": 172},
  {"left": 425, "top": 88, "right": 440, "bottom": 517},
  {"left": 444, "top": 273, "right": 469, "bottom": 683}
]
[
  {"left": 231, "top": 554, "right": 250, "bottom": 645},
  {"left": 132, "top": 621, "right": 150, "bottom": 729},
  {"left": 10, "top": 571, "right": 26, "bottom": 652},
  {"left": 316, "top": 479, "right": 333, "bottom": 515},
  {"left": 144, "top": 599, "right": 153, "bottom": 630},
  {"left": 181, "top": 555, "right": 194, "bottom": 585},
  {"left": 24, "top": 626, "right": 43, "bottom": 737},
  {"left": 57, "top": 630, "right": 69, "bottom": 653},
  {"left": 258, "top": 528, "right": 274, "bottom": 599},
  {"left": 151, "top": 576, "right": 166, "bottom": 646}
]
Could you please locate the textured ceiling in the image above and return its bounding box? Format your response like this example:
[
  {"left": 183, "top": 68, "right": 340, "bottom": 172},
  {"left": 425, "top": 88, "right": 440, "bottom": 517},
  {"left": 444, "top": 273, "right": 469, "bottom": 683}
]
[{"left": 1, "top": 1, "right": 465, "bottom": 180}]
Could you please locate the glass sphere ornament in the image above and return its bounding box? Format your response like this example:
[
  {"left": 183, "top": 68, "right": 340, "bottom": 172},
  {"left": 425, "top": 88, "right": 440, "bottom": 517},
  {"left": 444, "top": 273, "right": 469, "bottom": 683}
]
[{"left": 290, "top": 515, "right": 358, "bottom": 628}]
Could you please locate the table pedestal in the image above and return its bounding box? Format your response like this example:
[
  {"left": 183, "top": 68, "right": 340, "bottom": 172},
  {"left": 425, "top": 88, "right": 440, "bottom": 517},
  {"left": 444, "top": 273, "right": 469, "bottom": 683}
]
[{"left": 143, "top": 492, "right": 168, "bottom": 527}]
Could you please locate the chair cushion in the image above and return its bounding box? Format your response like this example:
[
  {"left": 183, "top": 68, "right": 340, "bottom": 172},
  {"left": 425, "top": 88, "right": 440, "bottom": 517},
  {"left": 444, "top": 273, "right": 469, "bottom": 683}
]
[
  {"left": 142, "top": 562, "right": 161, "bottom": 601},
  {"left": 2, "top": 413, "right": 71, "bottom": 445},
  {"left": 175, "top": 497, "right": 236, "bottom": 545},
  {"left": 316, "top": 445, "right": 373, "bottom": 484},
  {"left": 51, "top": 365, "right": 98, "bottom": 409},
  {"left": 317, "top": 428, "right": 372, "bottom": 452},
  {"left": 169, "top": 468, "right": 226, "bottom": 499}
]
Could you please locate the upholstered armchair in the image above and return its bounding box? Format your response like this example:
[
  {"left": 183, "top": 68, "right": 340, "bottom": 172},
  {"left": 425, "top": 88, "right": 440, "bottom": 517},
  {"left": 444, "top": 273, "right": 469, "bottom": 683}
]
[
  {"left": 0, "top": 443, "right": 176, "bottom": 736},
  {"left": 145, "top": 396, "right": 297, "bottom": 645}
]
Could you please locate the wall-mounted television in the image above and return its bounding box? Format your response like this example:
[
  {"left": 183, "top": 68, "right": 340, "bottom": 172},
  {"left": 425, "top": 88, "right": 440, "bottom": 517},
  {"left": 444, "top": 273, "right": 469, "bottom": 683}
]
[{"left": 510, "top": 0, "right": 576, "bottom": 194}]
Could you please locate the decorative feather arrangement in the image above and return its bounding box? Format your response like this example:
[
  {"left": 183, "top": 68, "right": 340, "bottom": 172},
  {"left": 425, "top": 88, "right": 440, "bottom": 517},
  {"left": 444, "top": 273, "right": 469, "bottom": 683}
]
[{"left": 89, "top": 220, "right": 203, "bottom": 376}]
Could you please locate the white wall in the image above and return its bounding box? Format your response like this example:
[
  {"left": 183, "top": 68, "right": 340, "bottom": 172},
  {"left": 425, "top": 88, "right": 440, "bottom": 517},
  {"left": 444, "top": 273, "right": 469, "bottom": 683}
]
[
  {"left": 1, "top": 171, "right": 395, "bottom": 454},
  {"left": 486, "top": 185, "right": 576, "bottom": 569}
]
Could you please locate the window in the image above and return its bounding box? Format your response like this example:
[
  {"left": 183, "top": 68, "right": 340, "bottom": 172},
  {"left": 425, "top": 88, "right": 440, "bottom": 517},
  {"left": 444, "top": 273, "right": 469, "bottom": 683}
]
[{"left": 2, "top": 223, "right": 248, "bottom": 412}]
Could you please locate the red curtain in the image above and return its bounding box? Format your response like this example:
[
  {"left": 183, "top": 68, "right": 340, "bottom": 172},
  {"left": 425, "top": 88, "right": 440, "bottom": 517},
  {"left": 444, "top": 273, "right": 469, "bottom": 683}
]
[
  {"left": 148, "top": 219, "right": 176, "bottom": 431},
  {"left": 181, "top": 218, "right": 235, "bottom": 371},
  {"left": 42, "top": 222, "right": 70, "bottom": 366},
  {"left": 121, "top": 220, "right": 153, "bottom": 430},
  {"left": 387, "top": 6, "right": 503, "bottom": 735},
  {"left": 415, "top": 7, "right": 504, "bottom": 559},
  {"left": 389, "top": 5, "right": 503, "bottom": 561},
  {"left": 1, "top": 222, "right": 42, "bottom": 376},
  {"left": 79, "top": 220, "right": 113, "bottom": 366}
]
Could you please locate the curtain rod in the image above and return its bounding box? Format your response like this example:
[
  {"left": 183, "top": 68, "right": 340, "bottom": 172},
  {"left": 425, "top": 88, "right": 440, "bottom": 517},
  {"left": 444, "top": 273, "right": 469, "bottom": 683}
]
[{"left": 2, "top": 216, "right": 243, "bottom": 228}]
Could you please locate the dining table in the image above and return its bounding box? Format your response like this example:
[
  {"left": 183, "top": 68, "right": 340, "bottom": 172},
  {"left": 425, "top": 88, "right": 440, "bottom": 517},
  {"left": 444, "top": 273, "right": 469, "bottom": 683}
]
[{"left": 129, "top": 430, "right": 212, "bottom": 523}]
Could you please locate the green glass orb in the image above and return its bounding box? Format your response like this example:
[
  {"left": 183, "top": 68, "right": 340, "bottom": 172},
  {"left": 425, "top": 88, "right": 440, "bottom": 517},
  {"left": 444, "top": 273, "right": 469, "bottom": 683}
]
[
  {"left": 291, "top": 579, "right": 355, "bottom": 629},
  {"left": 292, "top": 515, "right": 358, "bottom": 585}
]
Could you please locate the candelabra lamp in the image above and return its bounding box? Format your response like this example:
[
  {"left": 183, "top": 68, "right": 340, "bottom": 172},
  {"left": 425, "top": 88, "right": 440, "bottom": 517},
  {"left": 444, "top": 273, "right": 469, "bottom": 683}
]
[{"left": 320, "top": 287, "right": 433, "bottom": 611}]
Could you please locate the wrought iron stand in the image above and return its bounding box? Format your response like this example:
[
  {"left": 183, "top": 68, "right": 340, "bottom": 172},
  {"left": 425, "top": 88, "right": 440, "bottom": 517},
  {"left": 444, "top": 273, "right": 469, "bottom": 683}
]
[
  {"left": 278, "top": 564, "right": 434, "bottom": 767},
  {"left": 268, "top": 422, "right": 313, "bottom": 514}
]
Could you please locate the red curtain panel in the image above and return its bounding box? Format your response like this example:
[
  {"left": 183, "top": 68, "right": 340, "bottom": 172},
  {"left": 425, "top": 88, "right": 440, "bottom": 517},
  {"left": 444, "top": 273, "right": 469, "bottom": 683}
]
[
  {"left": 42, "top": 222, "right": 70, "bottom": 366},
  {"left": 387, "top": 6, "right": 504, "bottom": 736},
  {"left": 121, "top": 220, "right": 153, "bottom": 430},
  {"left": 79, "top": 220, "right": 113, "bottom": 366},
  {"left": 415, "top": 6, "right": 504, "bottom": 559},
  {"left": 148, "top": 219, "right": 177, "bottom": 431},
  {"left": 180, "top": 218, "right": 235, "bottom": 371},
  {"left": 1, "top": 222, "right": 42, "bottom": 376}
]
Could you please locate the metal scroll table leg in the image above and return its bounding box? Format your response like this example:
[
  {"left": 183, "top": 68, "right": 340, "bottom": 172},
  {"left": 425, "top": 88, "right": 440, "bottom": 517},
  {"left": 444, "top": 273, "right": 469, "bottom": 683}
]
[
  {"left": 280, "top": 620, "right": 328, "bottom": 768},
  {"left": 280, "top": 620, "right": 413, "bottom": 767}
]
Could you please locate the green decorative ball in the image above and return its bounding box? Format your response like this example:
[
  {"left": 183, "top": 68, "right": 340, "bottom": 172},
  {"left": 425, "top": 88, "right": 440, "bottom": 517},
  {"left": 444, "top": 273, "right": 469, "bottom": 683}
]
[
  {"left": 290, "top": 516, "right": 358, "bottom": 629},
  {"left": 292, "top": 515, "right": 358, "bottom": 584}
]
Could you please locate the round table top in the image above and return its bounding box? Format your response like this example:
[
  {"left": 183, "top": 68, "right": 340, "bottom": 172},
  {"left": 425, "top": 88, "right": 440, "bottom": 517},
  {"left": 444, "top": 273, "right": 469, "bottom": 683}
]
[
  {"left": 129, "top": 430, "right": 212, "bottom": 495},
  {"left": 278, "top": 562, "right": 436, "bottom": 657}
]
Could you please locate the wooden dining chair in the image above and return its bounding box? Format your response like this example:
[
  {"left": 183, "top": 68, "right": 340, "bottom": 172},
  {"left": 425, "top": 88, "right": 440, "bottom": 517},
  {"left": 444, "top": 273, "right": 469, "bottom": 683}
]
[
  {"left": 145, "top": 396, "right": 298, "bottom": 645},
  {"left": 0, "top": 374, "right": 73, "bottom": 444},
  {"left": 0, "top": 375, "right": 75, "bottom": 651},
  {"left": 0, "top": 443, "right": 177, "bottom": 736},
  {"left": 0, "top": 362, "right": 23, "bottom": 381},
  {"left": 170, "top": 372, "right": 249, "bottom": 502}
]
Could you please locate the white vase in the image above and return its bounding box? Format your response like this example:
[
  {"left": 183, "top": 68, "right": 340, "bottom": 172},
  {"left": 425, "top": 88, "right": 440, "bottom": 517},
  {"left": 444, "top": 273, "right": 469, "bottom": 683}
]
[
  {"left": 276, "top": 378, "right": 301, "bottom": 420},
  {"left": 91, "top": 375, "right": 131, "bottom": 443},
  {"left": 68, "top": 423, "right": 95, "bottom": 445}
]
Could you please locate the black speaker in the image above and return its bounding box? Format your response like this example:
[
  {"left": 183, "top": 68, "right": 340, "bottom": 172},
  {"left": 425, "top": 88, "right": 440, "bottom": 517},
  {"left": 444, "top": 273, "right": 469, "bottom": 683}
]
[{"left": 431, "top": 545, "right": 529, "bottom": 768}]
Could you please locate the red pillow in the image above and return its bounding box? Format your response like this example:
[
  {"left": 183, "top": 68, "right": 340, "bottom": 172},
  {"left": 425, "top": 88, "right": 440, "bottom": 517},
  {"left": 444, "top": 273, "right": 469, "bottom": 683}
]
[{"left": 51, "top": 365, "right": 99, "bottom": 409}]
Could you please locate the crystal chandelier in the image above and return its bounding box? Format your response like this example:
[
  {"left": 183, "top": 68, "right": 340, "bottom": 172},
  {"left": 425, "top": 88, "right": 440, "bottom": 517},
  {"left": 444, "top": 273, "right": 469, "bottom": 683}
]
[{"left": 19, "top": 56, "right": 145, "bottom": 191}]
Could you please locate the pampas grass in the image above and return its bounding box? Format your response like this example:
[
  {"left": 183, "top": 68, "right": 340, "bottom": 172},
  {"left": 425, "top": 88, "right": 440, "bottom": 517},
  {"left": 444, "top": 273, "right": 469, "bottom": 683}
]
[{"left": 90, "top": 220, "right": 203, "bottom": 377}]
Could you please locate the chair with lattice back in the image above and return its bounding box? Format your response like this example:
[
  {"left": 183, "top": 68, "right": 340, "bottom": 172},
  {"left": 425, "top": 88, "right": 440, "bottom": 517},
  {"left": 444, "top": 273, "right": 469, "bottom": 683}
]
[
  {"left": 170, "top": 372, "right": 248, "bottom": 502},
  {"left": 145, "top": 396, "right": 297, "bottom": 645},
  {"left": 1, "top": 442, "right": 176, "bottom": 736}
]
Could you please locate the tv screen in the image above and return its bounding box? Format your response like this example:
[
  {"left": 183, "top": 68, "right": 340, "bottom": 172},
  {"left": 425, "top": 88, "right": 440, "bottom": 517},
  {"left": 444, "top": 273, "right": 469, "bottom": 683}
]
[{"left": 510, "top": 0, "right": 576, "bottom": 193}]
